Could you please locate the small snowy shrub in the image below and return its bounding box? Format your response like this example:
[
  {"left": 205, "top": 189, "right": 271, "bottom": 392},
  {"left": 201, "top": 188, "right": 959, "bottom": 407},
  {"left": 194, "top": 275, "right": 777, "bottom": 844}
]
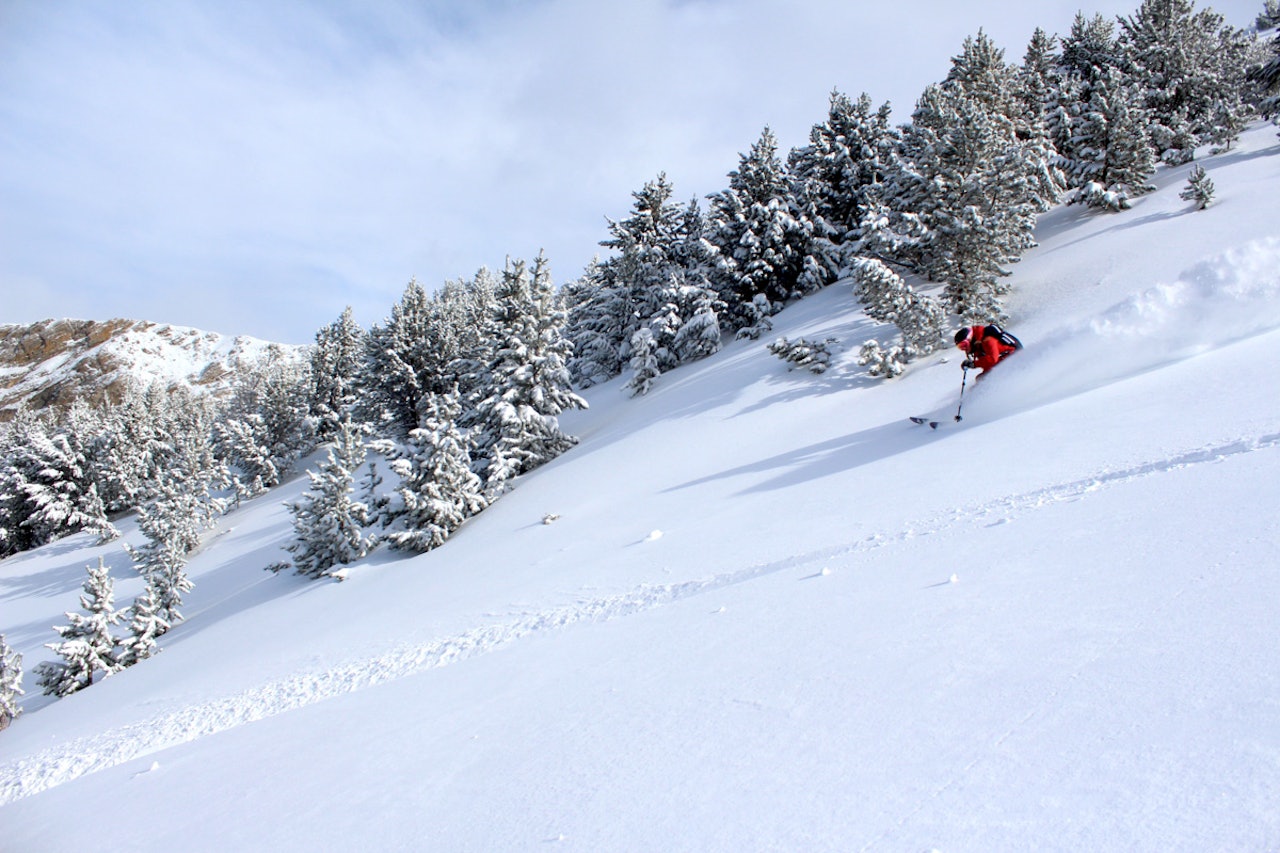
[
  {"left": 1075, "top": 181, "right": 1132, "bottom": 211},
  {"left": 769, "top": 337, "right": 838, "bottom": 373},
  {"left": 857, "top": 340, "right": 908, "bottom": 378},
  {"left": 1179, "top": 165, "right": 1215, "bottom": 210}
]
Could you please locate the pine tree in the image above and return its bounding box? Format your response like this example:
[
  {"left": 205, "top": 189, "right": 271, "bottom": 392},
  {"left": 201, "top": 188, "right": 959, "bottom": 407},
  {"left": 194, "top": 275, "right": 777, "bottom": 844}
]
[
  {"left": 286, "top": 417, "right": 373, "bottom": 577},
  {"left": 1179, "top": 164, "right": 1216, "bottom": 208},
  {"left": 1051, "top": 13, "right": 1158, "bottom": 208},
  {"left": 126, "top": 421, "right": 223, "bottom": 631},
  {"left": 788, "top": 91, "right": 900, "bottom": 276},
  {"left": 379, "top": 392, "right": 487, "bottom": 553},
  {"left": 851, "top": 258, "right": 947, "bottom": 377},
  {"left": 670, "top": 198, "right": 726, "bottom": 363},
  {"left": 35, "top": 557, "right": 123, "bottom": 697},
  {"left": 1060, "top": 12, "right": 1128, "bottom": 81},
  {"left": 706, "top": 127, "right": 821, "bottom": 329},
  {"left": 0, "top": 409, "right": 41, "bottom": 557},
  {"left": 0, "top": 634, "right": 23, "bottom": 730},
  {"left": 1015, "top": 29, "right": 1071, "bottom": 212},
  {"left": 474, "top": 255, "right": 587, "bottom": 493},
  {"left": 889, "top": 72, "right": 1045, "bottom": 321},
  {"left": 8, "top": 417, "right": 117, "bottom": 552},
  {"left": 93, "top": 381, "right": 182, "bottom": 514},
  {"left": 1017, "top": 28, "right": 1062, "bottom": 136},
  {"left": 362, "top": 275, "right": 499, "bottom": 436},
  {"left": 217, "top": 347, "right": 315, "bottom": 496},
  {"left": 310, "top": 306, "right": 367, "bottom": 439},
  {"left": 362, "top": 280, "right": 434, "bottom": 435},
  {"left": 1250, "top": 5, "right": 1280, "bottom": 125},
  {"left": 116, "top": 584, "right": 168, "bottom": 668},
  {"left": 1119, "top": 0, "right": 1253, "bottom": 161},
  {"left": 734, "top": 294, "right": 775, "bottom": 341},
  {"left": 671, "top": 290, "right": 724, "bottom": 363},
  {"left": 946, "top": 30, "right": 1023, "bottom": 119},
  {"left": 599, "top": 173, "right": 689, "bottom": 385},
  {"left": 437, "top": 268, "right": 501, "bottom": 425},
  {"left": 128, "top": 497, "right": 194, "bottom": 633},
  {"left": 626, "top": 328, "right": 661, "bottom": 397},
  {"left": 564, "top": 258, "right": 629, "bottom": 388},
  {"left": 1068, "top": 64, "right": 1157, "bottom": 209}
]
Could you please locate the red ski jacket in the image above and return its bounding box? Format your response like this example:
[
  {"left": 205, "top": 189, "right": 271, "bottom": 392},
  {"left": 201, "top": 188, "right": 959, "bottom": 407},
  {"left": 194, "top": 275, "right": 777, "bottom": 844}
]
[{"left": 961, "top": 325, "right": 1018, "bottom": 372}]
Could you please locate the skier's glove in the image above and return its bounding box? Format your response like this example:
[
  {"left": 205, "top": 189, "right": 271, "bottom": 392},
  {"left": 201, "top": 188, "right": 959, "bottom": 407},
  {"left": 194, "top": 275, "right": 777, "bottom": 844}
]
[{"left": 962, "top": 358, "right": 975, "bottom": 370}]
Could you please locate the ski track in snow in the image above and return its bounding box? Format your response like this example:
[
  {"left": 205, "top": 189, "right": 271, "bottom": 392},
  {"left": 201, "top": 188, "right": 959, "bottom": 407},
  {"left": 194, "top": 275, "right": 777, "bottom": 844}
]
[{"left": 3, "top": 430, "right": 1278, "bottom": 806}]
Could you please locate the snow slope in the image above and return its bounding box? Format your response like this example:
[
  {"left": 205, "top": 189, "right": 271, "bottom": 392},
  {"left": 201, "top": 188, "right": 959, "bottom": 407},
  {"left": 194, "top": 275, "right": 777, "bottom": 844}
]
[{"left": 2, "top": 125, "right": 1279, "bottom": 852}]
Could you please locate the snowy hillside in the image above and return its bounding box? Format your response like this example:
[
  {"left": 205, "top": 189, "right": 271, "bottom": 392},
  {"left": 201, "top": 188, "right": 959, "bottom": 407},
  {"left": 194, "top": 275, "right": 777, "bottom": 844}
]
[
  {"left": 0, "top": 318, "right": 303, "bottom": 419},
  {"left": 2, "top": 124, "right": 1279, "bottom": 851}
]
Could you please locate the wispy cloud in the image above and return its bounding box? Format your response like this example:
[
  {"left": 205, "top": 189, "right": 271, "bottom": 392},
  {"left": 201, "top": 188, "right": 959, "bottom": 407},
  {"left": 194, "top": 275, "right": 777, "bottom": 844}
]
[{"left": 0, "top": 0, "right": 1261, "bottom": 343}]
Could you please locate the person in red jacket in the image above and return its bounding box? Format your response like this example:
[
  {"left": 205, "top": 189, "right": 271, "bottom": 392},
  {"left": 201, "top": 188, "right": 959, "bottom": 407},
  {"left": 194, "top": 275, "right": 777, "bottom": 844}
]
[{"left": 954, "top": 324, "right": 1021, "bottom": 377}]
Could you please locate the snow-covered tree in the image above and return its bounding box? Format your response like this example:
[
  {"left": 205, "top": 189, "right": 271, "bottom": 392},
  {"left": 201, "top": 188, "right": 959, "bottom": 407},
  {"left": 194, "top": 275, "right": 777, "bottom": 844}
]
[
  {"left": 438, "top": 268, "right": 501, "bottom": 423},
  {"left": 734, "top": 293, "right": 775, "bottom": 341},
  {"left": 1017, "top": 28, "right": 1062, "bottom": 136},
  {"left": 115, "top": 584, "right": 168, "bottom": 668},
  {"left": 310, "top": 306, "right": 367, "bottom": 439},
  {"left": 1180, "top": 164, "right": 1216, "bottom": 208},
  {"left": 91, "top": 382, "right": 188, "bottom": 514},
  {"left": 217, "top": 347, "right": 315, "bottom": 497},
  {"left": 565, "top": 177, "right": 725, "bottom": 393},
  {"left": 378, "top": 392, "right": 487, "bottom": 553},
  {"left": 474, "top": 254, "right": 587, "bottom": 493},
  {"left": 35, "top": 557, "right": 123, "bottom": 697},
  {"left": 945, "top": 29, "right": 1024, "bottom": 121},
  {"left": 669, "top": 198, "right": 726, "bottom": 363},
  {"left": 362, "top": 279, "right": 434, "bottom": 434},
  {"left": 788, "top": 90, "right": 900, "bottom": 275},
  {"left": 671, "top": 289, "right": 724, "bottom": 363},
  {"left": 126, "top": 409, "right": 225, "bottom": 631},
  {"left": 851, "top": 258, "right": 947, "bottom": 377},
  {"left": 1118, "top": 0, "right": 1253, "bottom": 161},
  {"left": 626, "top": 327, "right": 661, "bottom": 397},
  {"left": 0, "top": 634, "right": 23, "bottom": 730},
  {"left": 1250, "top": 5, "right": 1280, "bottom": 126},
  {"left": 362, "top": 274, "right": 499, "bottom": 436},
  {"left": 1050, "top": 13, "right": 1158, "bottom": 208},
  {"left": 1067, "top": 63, "right": 1158, "bottom": 209},
  {"left": 128, "top": 491, "right": 196, "bottom": 633},
  {"left": 706, "top": 127, "right": 822, "bottom": 329},
  {"left": 3, "top": 415, "right": 117, "bottom": 554},
  {"left": 1059, "top": 11, "right": 1128, "bottom": 81},
  {"left": 564, "top": 258, "right": 629, "bottom": 388},
  {"left": 286, "top": 416, "right": 374, "bottom": 577},
  {"left": 890, "top": 76, "right": 1045, "bottom": 321},
  {"left": 0, "top": 409, "right": 41, "bottom": 557}
]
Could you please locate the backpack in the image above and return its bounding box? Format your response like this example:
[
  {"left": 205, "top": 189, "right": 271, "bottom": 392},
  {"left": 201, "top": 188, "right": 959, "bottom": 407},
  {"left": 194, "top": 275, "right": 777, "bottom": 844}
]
[{"left": 982, "top": 323, "right": 1022, "bottom": 350}]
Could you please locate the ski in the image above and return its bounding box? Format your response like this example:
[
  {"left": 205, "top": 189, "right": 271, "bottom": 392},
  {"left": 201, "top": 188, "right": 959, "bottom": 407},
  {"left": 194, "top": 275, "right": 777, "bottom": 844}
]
[{"left": 909, "top": 416, "right": 941, "bottom": 430}]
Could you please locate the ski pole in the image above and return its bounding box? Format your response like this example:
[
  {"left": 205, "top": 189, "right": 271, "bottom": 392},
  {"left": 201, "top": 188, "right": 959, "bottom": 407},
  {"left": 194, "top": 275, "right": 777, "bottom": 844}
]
[{"left": 954, "top": 365, "right": 969, "bottom": 422}]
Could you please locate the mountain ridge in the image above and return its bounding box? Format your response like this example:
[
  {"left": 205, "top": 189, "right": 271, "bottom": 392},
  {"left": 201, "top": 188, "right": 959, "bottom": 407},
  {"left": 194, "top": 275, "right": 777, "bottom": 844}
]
[{"left": 0, "top": 317, "right": 304, "bottom": 420}]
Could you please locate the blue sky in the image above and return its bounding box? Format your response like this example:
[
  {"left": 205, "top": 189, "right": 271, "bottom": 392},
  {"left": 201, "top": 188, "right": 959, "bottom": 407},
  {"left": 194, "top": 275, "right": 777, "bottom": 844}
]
[{"left": 0, "top": 0, "right": 1266, "bottom": 343}]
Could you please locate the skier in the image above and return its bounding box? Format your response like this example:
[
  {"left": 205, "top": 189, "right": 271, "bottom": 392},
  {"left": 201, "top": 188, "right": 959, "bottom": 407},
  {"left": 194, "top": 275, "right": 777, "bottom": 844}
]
[{"left": 954, "top": 324, "right": 1021, "bottom": 378}]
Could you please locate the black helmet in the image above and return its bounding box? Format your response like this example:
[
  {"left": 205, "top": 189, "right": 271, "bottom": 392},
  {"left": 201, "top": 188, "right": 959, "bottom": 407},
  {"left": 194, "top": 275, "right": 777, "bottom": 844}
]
[{"left": 953, "top": 328, "right": 971, "bottom": 345}]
